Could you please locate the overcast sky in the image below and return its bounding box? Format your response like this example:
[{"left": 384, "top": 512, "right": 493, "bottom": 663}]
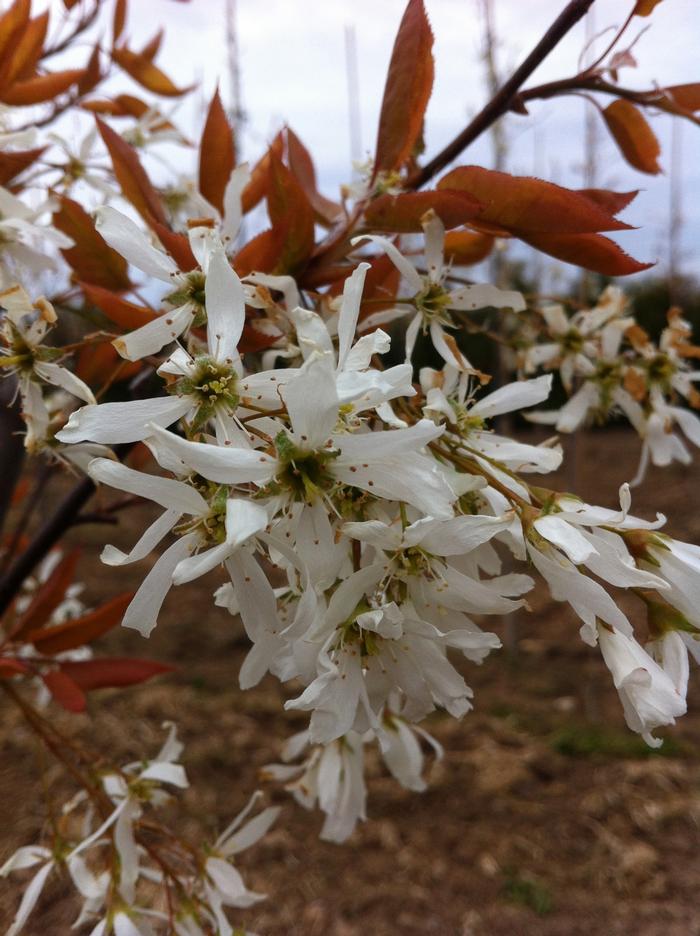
[{"left": 92, "top": 0, "right": 700, "bottom": 282}]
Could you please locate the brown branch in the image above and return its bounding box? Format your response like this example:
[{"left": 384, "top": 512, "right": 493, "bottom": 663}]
[
  {"left": 407, "top": 0, "right": 596, "bottom": 190},
  {"left": 516, "top": 75, "right": 700, "bottom": 127},
  {"left": 0, "top": 474, "right": 96, "bottom": 620},
  {"left": 0, "top": 379, "right": 25, "bottom": 541}
]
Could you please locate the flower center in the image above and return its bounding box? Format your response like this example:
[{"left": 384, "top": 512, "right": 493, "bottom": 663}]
[
  {"left": 559, "top": 328, "right": 584, "bottom": 353},
  {"left": 415, "top": 281, "right": 452, "bottom": 325},
  {"left": 645, "top": 353, "right": 676, "bottom": 391},
  {"left": 273, "top": 431, "right": 338, "bottom": 503},
  {"left": 173, "top": 356, "right": 239, "bottom": 430},
  {"left": 166, "top": 271, "right": 207, "bottom": 315}
]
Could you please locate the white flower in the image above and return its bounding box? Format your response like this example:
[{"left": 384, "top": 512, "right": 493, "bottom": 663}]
[
  {"left": 199, "top": 792, "right": 279, "bottom": 934},
  {"left": 148, "top": 352, "right": 457, "bottom": 520},
  {"left": 633, "top": 387, "right": 700, "bottom": 483},
  {"left": 597, "top": 624, "right": 686, "bottom": 747},
  {"left": 94, "top": 207, "right": 233, "bottom": 361},
  {"left": 58, "top": 244, "right": 255, "bottom": 445},
  {"left": 633, "top": 532, "right": 700, "bottom": 632},
  {"left": 380, "top": 714, "right": 443, "bottom": 793},
  {"left": 87, "top": 458, "right": 269, "bottom": 636},
  {"left": 0, "top": 284, "right": 94, "bottom": 450},
  {"left": 522, "top": 286, "right": 631, "bottom": 391},
  {"left": 70, "top": 725, "right": 188, "bottom": 904},
  {"left": 421, "top": 365, "right": 562, "bottom": 474},
  {"left": 264, "top": 730, "right": 367, "bottom": 843},
  {"left": 1, "top": 845, "right": 103, "bottom": 936},
  {"left": 0, "top": 187, "right": 72, "bottom": 285},
  {"left": 353, "top": 212, "right": 524, "bottom": 371}
]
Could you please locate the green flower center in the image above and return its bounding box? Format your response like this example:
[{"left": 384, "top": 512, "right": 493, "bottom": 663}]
[
  {"left": 645, "top": 353, "right": 676, "bottom": 391},
  {"left": 173, "top": 356, "right": 239, "bottom": 431},
  {"left": 166, "top": 270, "right": 207, "bottom": 314},
  {"left": 273, "top": 431, "right": 338, "bottom": 503},
  {"left": 415, "top": 281, "right": 452, "bottom": 325},
  {"left": 559, "top": 328, "right": 584, "bottom": 353},
  {"left": 335, "top": 601, "right": 382, "bottom": 657}
]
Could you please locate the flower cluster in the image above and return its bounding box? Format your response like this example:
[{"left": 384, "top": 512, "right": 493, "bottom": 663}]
[
  {"left": 2, "top": 0, "right": 700, "bottom": 927},
  {"left": 1, "top": 725, "right": 279, "bottom": 936},
  {"left": 522, "top": 288, "right": 700, "bottom": 483},
  {"left": 36, "top": 208, "right": 699, "bottom": 805}
]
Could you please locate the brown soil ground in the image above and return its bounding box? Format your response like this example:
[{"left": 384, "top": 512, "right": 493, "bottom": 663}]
[{"left": 2, "top": 429, "right": 700, "bottom": 936}]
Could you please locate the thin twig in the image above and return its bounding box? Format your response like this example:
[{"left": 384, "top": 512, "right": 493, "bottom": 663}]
[
  {"left": 407, "top": 0, "right": 596, "bottom": 190},
  {"left": 0, "top": 475, "right": 95, "bottom": 620}
]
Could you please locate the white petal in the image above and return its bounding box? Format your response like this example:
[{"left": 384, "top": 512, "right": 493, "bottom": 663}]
[
  {"left": 336, "top": 418, "right": 443, "bottom": 461},
  {"left": 429, "top": 320, "right": 470, "bottom": 370},
  {"left": 414, "top": 514, "right": 511, "bottom": 556},
  {"left": 534, "top": 516, "right": 598, "bottom": 564},
  {"left": 148, "top": 425, "right": 276, "bottom": 484},
  {"left": 1, "top": 846, "right": 51, "bottom": 875},
  {"left": 337, "top": 262, "right": 369, "bottom": 368},
  {"left": 113, "top": 305, "right": 195, "bottom": 362},
  {"left": 225, "top": 551, "right": 284, "bottom": 687},
  {"left": 95, "top": 206, "right": 177, "bottom": 282},
  {"left": 290, "top": 306, "right": 333, "bottom": 359},
  {"left": 219, "top": 806, "right": 280, "bottom": 857},
  {"left": 205, "top": 247, "right": 245, "bottom": 362},
  {"left": 243, "top": 271, "right": 300, "bottom": 311},
  {"left": 281, "top": 353, "right": 339, "bottom": 448},
  {"left": 669, "top": 405, "right": 700, "bottom": 448},
  {"left": 556, "top": 383, "right": 599, "bottom": 432},
  {"left": 102, "top": 509, "right": 181, "bottom": 566},
  {"left": 57, "top": 396, "right": 192, "bottom": 444},
  {"left": 6, "top": 861, "right": 53, "bottom": 936},
  {"left": 447, "top": 283, "right": 525, "bottom": 312},
  {"left": 472, "top": 375, "right": 552, "bottom": 420},
  {"left": 342, "top": 328, "right": 391, "bottom": 372},
  {"left": 33, "top": 362, "right": 95, "bottom": 404},
  {"left": 351, "top": 234, "right": 423, "bottom": 292},
  {"left": 172, "top": 542, "right": 232, "bottom": 585},
  {"left": 225, "top": 498, "right": 269, "bottom": 546},
  {"left": 221, "top": 163, "right": 251, "bottom": 242},
  {"left": 88, "top": 458, "right": 208, "bottom": 515},
  {"left": 423, "top": 211, "right": 445, "bottom": 283},
  {"left": 140, "top": 762, "right": 188, "bottom": 787},
  {"left": 122, "top": 533, "right": 199, "bottom": 636}
]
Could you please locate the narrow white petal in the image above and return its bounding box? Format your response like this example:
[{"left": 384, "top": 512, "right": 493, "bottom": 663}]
[
  {"left": 221, "top": 163, "right": 251, "bottom": 242},
  {"left": 6, "top": 862, "right": 53, "bottom": 936},
  {"left": 88, "top": 458, "right": 208, "bottom": 515},
  {"left": 113, "top": 305, "right": 194, "bottom": 362},
  {"left": 205, "top": 247, "right": 245, "bottom": 362},
  {"left": 281, "top": 353, "right": 339, "bottom": 448},
  {"left": 172, "top": 543, "right": 232, "bottom": 585},
  {"left": 447, "top": 283, "right": 525, "bottom": 312},
  {"left": 122, "top": 533, "right": 199, "bottom": 636},
  {"left": 337, "top": 262, "right": 369, "bottom": 368},
  {"left": 148, "top": 425, "right": 276, "bottom": 484},
  {"left": 33, "top": 362, "right": 95, "bottom": 404},
  {"left": 95, "top": 206, "right": 177, "bottom": 282},
  {"left": 351, "top": 234, "right": 423, "bottom": 292},
  {"left": 220, "top": 806, "right": 281, "bottom": 857},
  {"left": 57, "top": 396, "right": 192, "bottom": 444},
  {"left": 336, "top": 418, "right": 443, "bottom": 461},
  {"left": 102, "top": 509, "right": 181, "bottom": 566},
  {"left": 534, "top": 516, "right": 598, "bottom": 564},
  {"left": 472, "top": 375, "right": 552, "bottom": 420},
  {"left": 423, "top": 212, "right": 445, "bottom": 283}
]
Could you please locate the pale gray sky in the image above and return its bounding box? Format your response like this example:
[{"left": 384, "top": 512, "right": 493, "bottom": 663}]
[{"left": 66, "top": 0, "right": 700, "bottom": 282}]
